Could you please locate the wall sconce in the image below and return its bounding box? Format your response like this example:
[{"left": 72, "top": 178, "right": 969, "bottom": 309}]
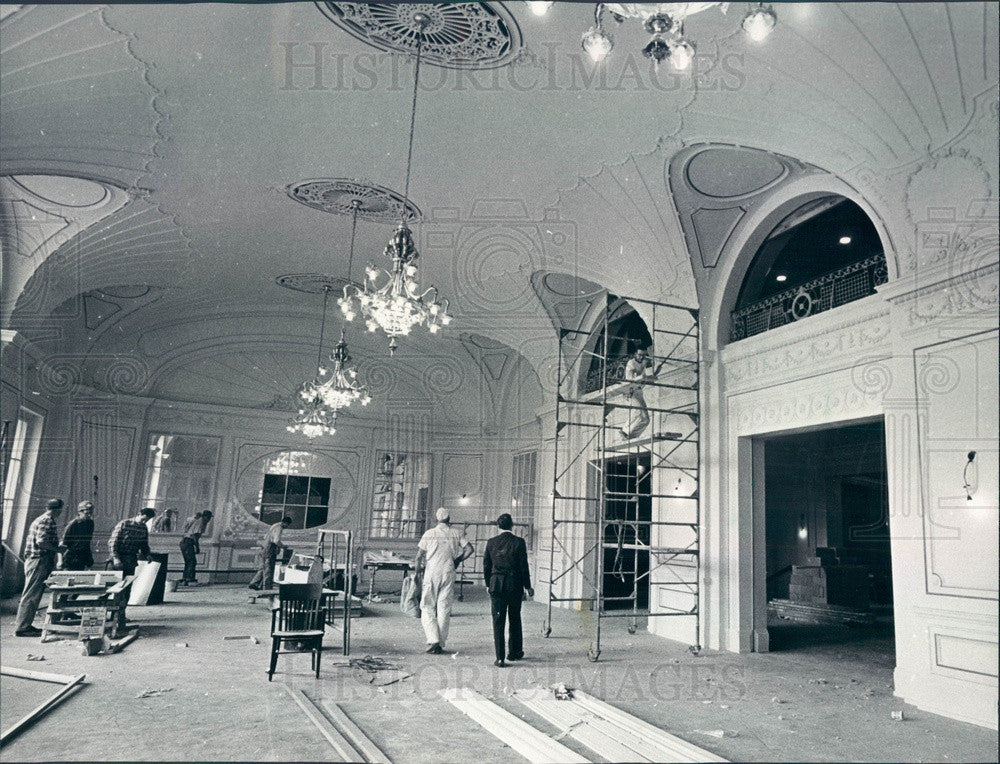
[
  {"left": 459, "top": 493, "right": 470, "bottom": 506},
  {"left": 963, "top": 450, "right": 977, "bottom": 502},
  {"left": 798, "top": 513, "right": 808, "bottom": 540}
]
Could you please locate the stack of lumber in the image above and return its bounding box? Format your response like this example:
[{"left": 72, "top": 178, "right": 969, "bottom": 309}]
[{"left": 440, "top": 685, "right": 727, "bottom": 764}]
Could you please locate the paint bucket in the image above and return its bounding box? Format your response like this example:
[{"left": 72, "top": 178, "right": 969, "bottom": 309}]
[{"left": 166, "top": 579, "right": 179, "bottom": 593}]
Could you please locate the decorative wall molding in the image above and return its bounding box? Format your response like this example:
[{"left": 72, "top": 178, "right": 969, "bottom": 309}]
[
  {"left": 670, "top": 144, "right": 816, "bottom": 271},
  {"left": 722, "top": 297, "right": 891, "bottom": 393}
]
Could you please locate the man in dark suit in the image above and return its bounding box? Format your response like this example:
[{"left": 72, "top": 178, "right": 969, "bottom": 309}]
[{"left": 483, "top": 513, "right": 533, "bottom": 668}]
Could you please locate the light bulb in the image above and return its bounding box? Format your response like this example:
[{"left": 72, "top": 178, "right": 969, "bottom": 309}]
[
  {"left": 525, "top": 1, "right": 552, "bottom": 16},
  {"left": 670, "top": 39, "right": 694, "bottom": 71},
  {"left": 429, "top": 324, "right": 439, "bottom": 333},
  {"left": 742, "top": 5, "right": 776, "bottom": 42},
  {"left": 582, "top": 26, "right": 613, "bottom": 62}
]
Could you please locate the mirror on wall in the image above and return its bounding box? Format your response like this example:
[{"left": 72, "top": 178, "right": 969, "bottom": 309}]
[
  {"left": 369, "top": 451, "right": 431, "bottom": 540},
  {"left": 140, "top": 433, "right": 221, "bottom": 533}
]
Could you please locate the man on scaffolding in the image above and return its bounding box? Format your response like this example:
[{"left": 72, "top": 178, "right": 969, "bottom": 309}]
[{"left": 615, "top": 346, "right": 665, "bottom": 441}]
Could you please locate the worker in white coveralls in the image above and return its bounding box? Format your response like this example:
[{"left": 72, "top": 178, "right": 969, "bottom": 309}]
[
  {"left": 415, "top": 507, "right": 473, "bottom": 654},
  {"left": 618, "top": 346, "right": 665, "bottom": 440}
]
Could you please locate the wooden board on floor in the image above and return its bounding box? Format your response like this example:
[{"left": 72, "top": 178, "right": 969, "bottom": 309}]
[
  {"left": 569, "top": 687, "right": 727, "bottom": 763},
  {"left": 319, "top": 701, "right": 391, "bottom": 764},
  {"left": 512, "top": 688, "right": 656, "bottom": 762},
  {"left": 0, "top": 668, "right": 86, "bottom": 747},
  {"left": 439, "top": 687, "right": 588, "bottom": 764},
  {"left": 288, "top": 688, "right": 364, "bottom": 763}
]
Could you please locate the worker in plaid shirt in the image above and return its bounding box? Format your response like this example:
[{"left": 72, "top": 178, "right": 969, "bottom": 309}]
[
  {"left": 15, "top": 498, "right": 66, "bottom": 636},
  {"left": 108, "top": 507, "right": 155, "bottom": 575}
]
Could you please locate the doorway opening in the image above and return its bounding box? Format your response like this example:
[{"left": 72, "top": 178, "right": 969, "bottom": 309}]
[
  {"left": 761, "top": 419, "right": 894, "bottom": 658},
  {"left": 602, "top": 452, "right": 652, "bottom": 611}
]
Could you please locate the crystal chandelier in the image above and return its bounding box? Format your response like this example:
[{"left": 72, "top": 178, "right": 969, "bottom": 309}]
[
  {"left": 306, "top": 201, "right": 373, "bottom": 410},
  {"left": 575, "top": 2, "right": 777, "bottom": 68},
  {"left": 339, "top": 12, "right": 451, "bottom": 356},
  {"left": 287, "top": 393, "right": 338, "bottom": 439},
  {"left": 288, "top": 286, "right": 340, "bottom": 438}
]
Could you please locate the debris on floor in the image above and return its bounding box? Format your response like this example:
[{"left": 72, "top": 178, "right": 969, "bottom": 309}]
[
  {"left": 348, "top": 654, "right": 408, "bottom": 686},
  {"left": 375, "top": 672, "right": 412, "bottom": 688},
  {"left": 137, "top": 687, "right": 174, "bottom": 699},
  {"left": 553, "top": 683, "right": 573, "bottom": 700},
  {"left": 891, "top": 710, "right": 906, "bottom": 721},
  {"left": 175, "top": 642, "right": 188, "bottom": 648},
  {"left": 349, "top": 655, "right": 400, "bottom": 673},
  {"left": 695, "top": 729, "right": 726, "bottom": 738},
  {"left": 26, "top": 654, "right": 45, "bottom": 661}
]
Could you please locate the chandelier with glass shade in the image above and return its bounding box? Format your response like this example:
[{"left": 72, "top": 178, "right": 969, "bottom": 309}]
[
  {"left": 339, "top": 12, "right": 452, "bottom": 356},
  {"left": 524, "top": 2, "right": 777, "bottom": 69},
  {"left": 287, "top": 285, "right": 341, "bottom": 438},
  {"left": 304, "top": 201, "right": 372, "bottom": 411}
]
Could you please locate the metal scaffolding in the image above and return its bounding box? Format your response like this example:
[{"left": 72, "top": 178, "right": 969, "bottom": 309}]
[{"left": 542, "top": 294, "right": 701, "bottom": 661}]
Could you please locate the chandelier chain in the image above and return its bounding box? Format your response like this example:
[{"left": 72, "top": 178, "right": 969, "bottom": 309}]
[
  {"left": 346, "top": 202, "right": 359, "bottom": 286},
  {"left": 401, "top": 32, "right": 424, "bottom": 216},
  {"left": 316, "top": 285, "right": 331, "bottom": 370}
]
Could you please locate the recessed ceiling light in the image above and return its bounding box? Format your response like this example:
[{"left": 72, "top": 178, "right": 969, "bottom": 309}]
[
  {"left": 776, "top": 274, "right": 787, "bottom": 282},
  {"left": 839, "top": 236, "right": 852, "bottom": 245}
]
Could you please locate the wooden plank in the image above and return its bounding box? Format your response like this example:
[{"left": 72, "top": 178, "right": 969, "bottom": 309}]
[
  {"left": 512, "top": 690, "right": 651, "bottom": 763},
  {"left": 0, "top": 673, "right": 86, "bottom": 746},
  {"left": 287, "top": 688, "right": 363, "bottom": 762},
  {"left": 439, "top": 687, "right": 588, "bottom": 764},
  {"left": 570, "top": 689, "right": 727, "bottom": 763},
  {"left": 107, "top": 631, "right": 140, "bottom": 654},
  {"left": 320, "top": 701, "right": 391, "bottom": 764},
  {"left": 0, "top": 666, "right": 77, "bottom": 684}
]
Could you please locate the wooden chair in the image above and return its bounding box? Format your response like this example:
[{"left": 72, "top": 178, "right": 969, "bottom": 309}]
[{"left": 268, "top": 583, "right": 325, "bottom": 681}]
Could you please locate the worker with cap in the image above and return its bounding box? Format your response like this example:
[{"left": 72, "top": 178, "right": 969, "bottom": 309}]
[
  {"left": 15, "top": 499, "right": 66, "bottom": 636},
  {"left": 414, "top": 507, "right": 473, "bottom": 654},
  {"left": 61, "top": 501, "right": 95, "bottom": 570}
]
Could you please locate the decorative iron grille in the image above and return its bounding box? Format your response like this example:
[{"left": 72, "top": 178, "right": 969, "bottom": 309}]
[
  {"left": 582, "top": 354, "right": 630, "bottom": 394},
  {"left": 730, "top": 254, "right": 888, "bottom": 342}
]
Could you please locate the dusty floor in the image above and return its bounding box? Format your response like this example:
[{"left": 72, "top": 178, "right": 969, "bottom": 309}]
[{"left": 1, "top": 585, "right": 996, "bottom": 763}]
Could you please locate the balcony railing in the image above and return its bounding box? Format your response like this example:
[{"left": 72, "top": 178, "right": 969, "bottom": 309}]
[{"left": 730, "top": 254, "right": 888, "bottom": 342}]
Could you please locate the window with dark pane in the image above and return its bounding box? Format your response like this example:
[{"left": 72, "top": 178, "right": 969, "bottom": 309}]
[{"left": 259, "top": 472, "right": 331, "bottom": 530}]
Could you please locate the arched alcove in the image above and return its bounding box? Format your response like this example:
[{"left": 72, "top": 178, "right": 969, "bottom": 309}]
[
  {"left": 577, "top": 298, "right": 652, "bottom": 396},
  {"left": 702, "top": 174, "right": 898, "bottom": 353},
  {"left": 728, "top": 197, "right": 888, "bottom": 343}
]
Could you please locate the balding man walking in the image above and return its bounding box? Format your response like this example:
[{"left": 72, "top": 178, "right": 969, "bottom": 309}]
[{"left": 414, "top": 507, "right": 473, "bottom": 654}]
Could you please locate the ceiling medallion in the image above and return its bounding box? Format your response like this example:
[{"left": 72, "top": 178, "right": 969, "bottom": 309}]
[
  {"left": 316, "top": 2, "right": 523, "bottom": 70},
  {"left": 287, "top": 178, "right": 421, "bottom": 224}
]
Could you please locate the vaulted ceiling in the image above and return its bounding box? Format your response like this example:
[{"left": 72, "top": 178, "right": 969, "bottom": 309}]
[{"left": 2, "top": 2, "right": 996, "bottom": 416}]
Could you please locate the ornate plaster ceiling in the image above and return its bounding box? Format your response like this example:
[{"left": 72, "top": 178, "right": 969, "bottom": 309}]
[{"left": 1, "top": 2, "right": 996, "bottom": 409}]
